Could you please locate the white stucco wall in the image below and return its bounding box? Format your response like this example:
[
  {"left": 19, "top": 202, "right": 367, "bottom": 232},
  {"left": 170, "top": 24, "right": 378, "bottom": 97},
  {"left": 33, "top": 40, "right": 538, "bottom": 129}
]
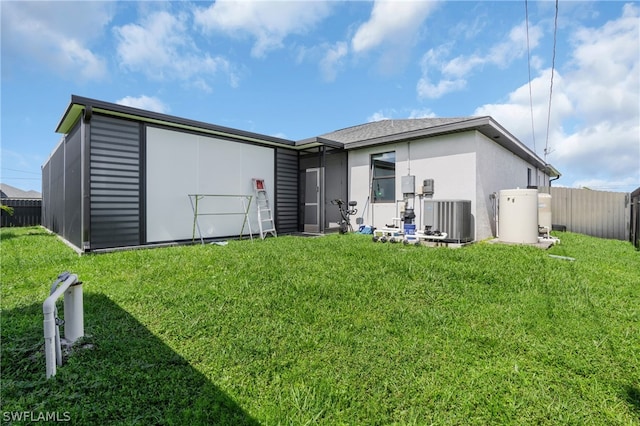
[
  {"left": 348, "top": 132, "right": 477, "bottom": 235},
  {"left": 474, "top": 131, "right": 547, "bottom": 240},
  {"left": 348, "top": 130, "right": 549, "bottom": 241}
]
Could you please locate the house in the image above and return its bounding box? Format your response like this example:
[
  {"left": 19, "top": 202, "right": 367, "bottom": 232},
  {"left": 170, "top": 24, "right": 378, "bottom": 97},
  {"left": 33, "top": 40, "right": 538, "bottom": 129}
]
[
  {"left": 1, "top": 183, "right": 42, "bottom": 199},
  {"left": 42, "top": 95, "right": 559, "bottom": 252},
  {"left": 312, "top": 117, "right": 560, "bottom": 241},
  {"left": 1, "top": 183, "right": 42, "bottom": 227}
]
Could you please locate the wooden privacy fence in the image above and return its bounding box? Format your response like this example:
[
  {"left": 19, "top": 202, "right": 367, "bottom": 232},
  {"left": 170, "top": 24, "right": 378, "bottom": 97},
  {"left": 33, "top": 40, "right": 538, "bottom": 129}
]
[
  {"left": 541, "top": 187, "right": 630, "bottom": 241},
  {"left": 1, "top": 198, "right": 42, "bottom": 227}
]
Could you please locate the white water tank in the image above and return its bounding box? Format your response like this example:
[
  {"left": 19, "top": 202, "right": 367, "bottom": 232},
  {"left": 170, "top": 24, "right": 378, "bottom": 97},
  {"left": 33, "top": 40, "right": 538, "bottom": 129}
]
[
  {"left": 499, "top": 189, "right": 539, "bottom": 244},
  {"left": 538, "top": 192, "right": 552, "bottom": 233}
]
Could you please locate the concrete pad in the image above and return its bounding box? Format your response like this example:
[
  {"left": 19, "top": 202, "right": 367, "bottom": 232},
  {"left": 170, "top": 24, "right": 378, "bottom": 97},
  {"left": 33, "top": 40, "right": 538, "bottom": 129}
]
[{"left": 486, "top": 238, "right": 556, "bottom": 249}]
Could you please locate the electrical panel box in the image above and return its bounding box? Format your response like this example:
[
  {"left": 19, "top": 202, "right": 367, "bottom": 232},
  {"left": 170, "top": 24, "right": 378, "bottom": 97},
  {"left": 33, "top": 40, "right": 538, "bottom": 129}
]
[
  {"left": 422, "top": 179, "right": 434, "bottom": 196},
  {"left": 401, "top": 175, "right": 415, "bottom": 195}
]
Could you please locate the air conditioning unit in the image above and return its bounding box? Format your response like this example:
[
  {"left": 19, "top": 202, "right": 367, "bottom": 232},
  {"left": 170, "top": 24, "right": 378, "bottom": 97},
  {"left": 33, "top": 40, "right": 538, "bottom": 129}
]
[{"left": 423, "top": 200, "right": 473, "bottom": 243}]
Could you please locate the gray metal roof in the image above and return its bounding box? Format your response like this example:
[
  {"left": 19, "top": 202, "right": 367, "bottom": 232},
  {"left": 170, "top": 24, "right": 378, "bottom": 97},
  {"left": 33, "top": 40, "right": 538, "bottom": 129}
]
[
  {"left": 56, "top": 95, "right": 301, "bottom": 149},
  {"left": 317, "top": 117, "right": 476, "bottom": 145},
  {"left": 0, "top": 183, "right": 42, "bottom": 199},
  {"left": 57, "top": 95, "right": 348, "bottom": 151},
  {"left": 54, "top": 96, "right": 558, "bottom": 175},
  {"left": 310, "top": 115, "right": 556, "bottom": 174}
]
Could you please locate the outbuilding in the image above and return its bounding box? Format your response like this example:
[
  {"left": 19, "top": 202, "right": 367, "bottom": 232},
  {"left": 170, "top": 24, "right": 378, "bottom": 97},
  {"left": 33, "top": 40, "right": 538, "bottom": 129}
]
[{"left": 42, "top": 95, "right": 559, "bottom": 252}]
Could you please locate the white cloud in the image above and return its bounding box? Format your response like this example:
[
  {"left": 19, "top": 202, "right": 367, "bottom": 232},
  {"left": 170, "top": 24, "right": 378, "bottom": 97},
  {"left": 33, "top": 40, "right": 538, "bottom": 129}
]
[
  {"left": 417, "top": 77, "right": 466, "bottom": 99},
  {"left": 568, "top": 176, "right": 639, "bottom": 192},
  {"left": 416, "top": 44, "right": 467, "bottom": 98},
  {"left": 320, "top": 42, "right": 349, "bottom": 82},
  {"left": 351, "top": 1, "right": 438, "bottom": 53},
  {"left": 417, "top": 21, "right": 543, "bottom": 99},
  {"left": 408, "top": 108, "right": 437, "bottom": 119},
  {"left": 367, "top": 107, "right": 436, "bottom": 122},
  {"left": 114, "top": 11, "right": 236, "bottom": 92},
  {"left": 474, "top": 69, "right": 574, "bottom": 149},
  {"left": 553, "top": 122, "right": 639, "bottom": 179},
  {"left": 116, "top": 96, "right": 169, "bottom": 114},
  {"left": 488, "top": 20, "right": 543, "bottom": 67},
  {"left": 193, "top": 0, "right": 333, "bottom": 58},
  {"left": 1, "top": 1, "right": 111, "bottom": 80},
  {"left": 368, "top": 111, "right": 391, "bottom": 122},
  {"left": 564, "top": 3, "right": 640, "bottom": 124},
  {"left": 474, "top": 4, "right": 640, "bottom": 191},
  {"left": 449, "top": 14, "right": 488, "bottom": 41},
  {"left": 351, "top": 0, "right": 438, "bottom": 74}
]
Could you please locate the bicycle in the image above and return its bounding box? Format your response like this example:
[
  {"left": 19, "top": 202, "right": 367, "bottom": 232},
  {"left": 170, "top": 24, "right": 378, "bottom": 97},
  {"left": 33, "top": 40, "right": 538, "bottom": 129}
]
[{"left": 330, "top": 199, "right": 358, "bottom": 234}]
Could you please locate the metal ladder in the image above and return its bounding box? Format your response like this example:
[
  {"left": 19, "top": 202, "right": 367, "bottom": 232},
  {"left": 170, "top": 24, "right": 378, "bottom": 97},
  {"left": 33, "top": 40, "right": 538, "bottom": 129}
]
[{"left": 252, "top": 178, "right": 277, "bottom": 239}]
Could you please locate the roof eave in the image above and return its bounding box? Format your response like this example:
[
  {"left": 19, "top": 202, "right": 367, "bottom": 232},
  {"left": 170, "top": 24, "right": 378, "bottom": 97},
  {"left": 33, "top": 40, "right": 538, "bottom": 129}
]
[
  {"left": 545, "top": 163, "right": 561, "bottom": 178},
  {"left": 483, "top": 117, "right": 547, "bottom": 170},
  {"left": 341, "top": 116, "right": 492, "bottom": 149},
  {"left": 295, "top": 136, "right": 345, "bottom": 150},
  {"left": 340, "top": 116, "right": 550, "bottom": 172},
  {"left": 55, "top": 95, "right": 297, "bottom": 149}
]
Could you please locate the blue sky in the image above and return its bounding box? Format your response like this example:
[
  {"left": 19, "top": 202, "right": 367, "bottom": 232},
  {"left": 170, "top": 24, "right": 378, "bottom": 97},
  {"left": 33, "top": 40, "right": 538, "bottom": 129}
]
[{"left": 2, "top": 1, "right": 639, "bottom": 193}]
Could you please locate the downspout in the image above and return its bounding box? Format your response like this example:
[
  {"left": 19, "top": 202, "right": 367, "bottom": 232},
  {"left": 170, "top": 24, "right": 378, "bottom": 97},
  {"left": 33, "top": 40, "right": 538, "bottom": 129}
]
[
  {"left": 547, "top": 163, "right": 560, "bottom": 186},
  {"left": 369, "top": 161, "right": 375, "bottom": 227},
  {"left": 490, "top": 192, "right": 499, "bottom": 238}
]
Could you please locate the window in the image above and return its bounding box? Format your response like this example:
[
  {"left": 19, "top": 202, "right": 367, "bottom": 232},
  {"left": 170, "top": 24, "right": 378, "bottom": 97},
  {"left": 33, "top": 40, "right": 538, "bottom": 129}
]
[{"left": 371, "top": 151, "right": 395, "bottom": 202}]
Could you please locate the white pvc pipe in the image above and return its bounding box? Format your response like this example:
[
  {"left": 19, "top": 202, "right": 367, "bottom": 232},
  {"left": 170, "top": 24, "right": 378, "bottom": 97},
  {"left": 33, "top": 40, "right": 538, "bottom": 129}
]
[
  {"left": 63, "top": 283, "right": 84, "bottom": 343},
  {"left": 43, "top": 273, "right": 82, "bottom": 379}
]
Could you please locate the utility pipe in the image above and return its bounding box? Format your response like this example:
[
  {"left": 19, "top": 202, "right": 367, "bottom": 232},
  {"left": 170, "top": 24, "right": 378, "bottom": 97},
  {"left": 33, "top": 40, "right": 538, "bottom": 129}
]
[{"left": 43, "top": 273, "right": 83, "bottom": 379}]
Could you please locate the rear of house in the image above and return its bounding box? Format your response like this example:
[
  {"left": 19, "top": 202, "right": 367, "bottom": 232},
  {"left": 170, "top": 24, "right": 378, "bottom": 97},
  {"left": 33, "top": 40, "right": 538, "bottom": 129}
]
[
  {"left": 42, "top": 95, "right": 559, "bottom": 252},
  {"left": 316, "top": 117, "right": 558, "bottom": 241}
]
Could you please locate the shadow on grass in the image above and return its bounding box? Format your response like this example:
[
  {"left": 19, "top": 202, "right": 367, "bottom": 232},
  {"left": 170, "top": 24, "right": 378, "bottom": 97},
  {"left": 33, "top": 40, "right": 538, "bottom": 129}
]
[
  {"left": 1, "top": 294, "right": 259, "bottom": 425},
  {"left": 623, "top": 384, "right": 640, "bottom": 418},
  {"left": 0, "top": 227, "right": 56, "bottom": 242}
]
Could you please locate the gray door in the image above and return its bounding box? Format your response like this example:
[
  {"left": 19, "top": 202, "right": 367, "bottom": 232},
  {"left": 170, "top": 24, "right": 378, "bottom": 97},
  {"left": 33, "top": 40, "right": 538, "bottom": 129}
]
[{"left": 304, "top": 168, "right": 320, "bottom": 232}]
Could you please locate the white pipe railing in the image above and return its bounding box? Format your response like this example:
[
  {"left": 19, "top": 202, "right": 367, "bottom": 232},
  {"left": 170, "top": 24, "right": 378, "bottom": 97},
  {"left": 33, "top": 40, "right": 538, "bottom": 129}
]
[{"left": 43, "top": 272, "right": 83, "bottom": 379}]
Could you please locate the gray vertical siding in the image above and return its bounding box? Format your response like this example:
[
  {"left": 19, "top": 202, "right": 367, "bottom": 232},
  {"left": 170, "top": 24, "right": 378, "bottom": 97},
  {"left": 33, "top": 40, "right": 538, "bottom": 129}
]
[
  {"left": 49, "top": 142, "right": 65, "bottom": 235},
  {"left": 275, "top": 148, "right": 299, "bottom": 233},
  {"left": 89, "top": 115, "right": 141, "bottom": 249},
  {"left": 544, "top": 187, "right": 631, "bottom": 240},
  {"left": 42, "top": 161, "right": 51, "bottom": 230},
  {"left": 64, "top": 124, "right": 82, "bottom": 247}
]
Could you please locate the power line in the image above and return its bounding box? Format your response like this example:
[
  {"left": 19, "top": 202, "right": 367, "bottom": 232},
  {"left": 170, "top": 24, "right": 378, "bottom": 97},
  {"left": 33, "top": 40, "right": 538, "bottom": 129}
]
[
  {"left": 544, "top": 0, "right": 559, "bottom": 163},
  {"left": 1, "top": 177, "right": 41, "bottom": 180},
  {"left": 1, "top": 168, "right": 41, "bottom": 175},
  {"left": 525, "top": 0, "right": 537, "bottom": 154}
]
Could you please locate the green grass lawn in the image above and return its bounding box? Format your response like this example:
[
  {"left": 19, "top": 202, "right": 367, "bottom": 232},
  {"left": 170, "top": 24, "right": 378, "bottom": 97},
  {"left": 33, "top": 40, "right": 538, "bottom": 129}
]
[{"left": 1, "top": 227, "right": 639, "bottom": 425}]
